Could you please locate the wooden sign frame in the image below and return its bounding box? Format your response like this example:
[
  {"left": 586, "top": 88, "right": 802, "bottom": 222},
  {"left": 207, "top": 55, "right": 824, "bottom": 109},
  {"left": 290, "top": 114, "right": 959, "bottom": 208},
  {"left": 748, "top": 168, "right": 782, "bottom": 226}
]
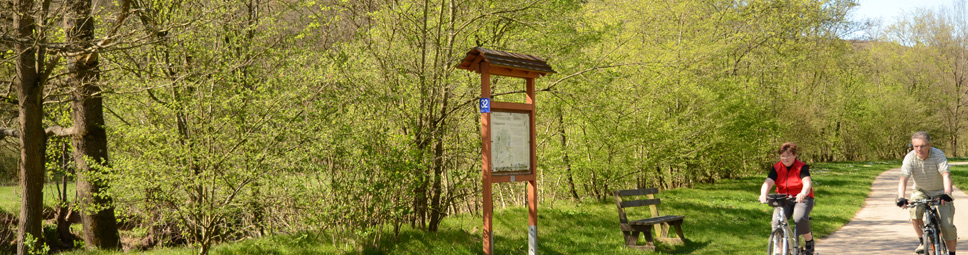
[{"left": 458, "top": 47, "right": 554, "bottom": 255}]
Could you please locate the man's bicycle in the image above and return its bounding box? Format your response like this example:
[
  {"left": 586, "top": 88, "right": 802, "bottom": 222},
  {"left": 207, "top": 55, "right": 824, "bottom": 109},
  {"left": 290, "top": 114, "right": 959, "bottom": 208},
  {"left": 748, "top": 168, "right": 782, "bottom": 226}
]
[
  {"left": 907, "top": 198, "right": 949, "bottom": 255},
  {"left": 766, "top": 194, "right": 806, "bottom": 255}
]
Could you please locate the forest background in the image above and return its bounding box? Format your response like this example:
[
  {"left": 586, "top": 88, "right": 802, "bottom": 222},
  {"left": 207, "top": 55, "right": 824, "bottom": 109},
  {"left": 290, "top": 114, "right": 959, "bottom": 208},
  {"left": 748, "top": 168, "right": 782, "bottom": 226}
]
[{"left": 0, "top": 0, "right": 967, "bottom": 254}]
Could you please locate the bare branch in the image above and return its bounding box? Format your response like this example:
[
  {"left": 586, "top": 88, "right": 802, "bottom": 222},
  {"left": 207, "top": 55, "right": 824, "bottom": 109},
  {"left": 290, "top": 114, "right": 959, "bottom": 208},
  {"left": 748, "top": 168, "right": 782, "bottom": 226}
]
[
  {"left": 0, "top": 128, "right": 19, "bottom": 139},
  {"left": 98, "top": 0, "right": 133, "bottom": 48},
  {"left": 45, "top": 125, "right": 75, "bottom": 137}
]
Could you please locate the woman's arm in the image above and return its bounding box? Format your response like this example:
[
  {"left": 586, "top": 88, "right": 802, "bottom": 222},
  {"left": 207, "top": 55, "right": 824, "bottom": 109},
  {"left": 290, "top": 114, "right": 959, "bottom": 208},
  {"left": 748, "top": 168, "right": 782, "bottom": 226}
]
[
  {"left": 759, "top": 178, "right": 775, "bottom": 203},
  {"left": 797, "top": 176, "right": 812, "bottom": 203}
]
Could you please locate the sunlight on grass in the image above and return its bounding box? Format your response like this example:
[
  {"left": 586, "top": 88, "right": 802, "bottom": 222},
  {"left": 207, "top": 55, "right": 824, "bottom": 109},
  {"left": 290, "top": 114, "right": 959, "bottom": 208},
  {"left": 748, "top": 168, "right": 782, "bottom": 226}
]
[
  {"left": 948, "top": 164, "right": 968, "bottom": 193},
  {"left": 56, "top": 161, "right": 901, "bottom": 254},
  {"left": 0, "top": 182, "right": 76, "bottom": 214}
]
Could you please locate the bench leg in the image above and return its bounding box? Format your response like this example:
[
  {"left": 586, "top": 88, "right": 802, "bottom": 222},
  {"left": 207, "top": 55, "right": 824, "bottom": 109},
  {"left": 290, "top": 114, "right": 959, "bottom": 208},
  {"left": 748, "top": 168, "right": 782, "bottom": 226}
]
[
  {"left": 622, "top": 230, "right": 656, "bottom": 250},
  {"left": 657, "top": 221, "right": 686, "bottom": 245},
  {"left": 642, "top": 229, "right": 656, "bottom": 248},
  {"left": 622, "top": 231, "right": 636, "bottom": 246},
  {"left": 673, "top": 222, "right": 685, "bottom": 242}
]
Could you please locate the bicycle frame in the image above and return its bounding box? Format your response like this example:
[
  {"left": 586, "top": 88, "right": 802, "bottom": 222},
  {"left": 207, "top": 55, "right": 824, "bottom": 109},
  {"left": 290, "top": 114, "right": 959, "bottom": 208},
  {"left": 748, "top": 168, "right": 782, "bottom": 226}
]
[
  {"left": 767, "top": 195, "right": 800, "bottom": 255},
  {"left": 909, "top": 199, "right": 949, "bottom": 255}
]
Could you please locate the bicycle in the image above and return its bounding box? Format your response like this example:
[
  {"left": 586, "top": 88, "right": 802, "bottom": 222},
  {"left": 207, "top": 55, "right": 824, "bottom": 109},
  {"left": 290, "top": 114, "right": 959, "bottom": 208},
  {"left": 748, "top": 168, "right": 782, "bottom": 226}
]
[
  {"left": 907, "top": 198, "right": 949, "bottom": 255},
  {"left": 766, "top": 193, "right": 804, "bottom": 255}
]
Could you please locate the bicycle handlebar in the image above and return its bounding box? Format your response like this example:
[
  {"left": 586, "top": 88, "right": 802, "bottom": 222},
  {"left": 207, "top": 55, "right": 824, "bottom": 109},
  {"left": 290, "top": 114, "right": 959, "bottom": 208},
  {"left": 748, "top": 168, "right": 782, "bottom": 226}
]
[
  {"left": 764, "top": 193, "right": 797, "bottom": 207},
  {"left": 907, "top": 198, "right": 943, "bottom": 206}
]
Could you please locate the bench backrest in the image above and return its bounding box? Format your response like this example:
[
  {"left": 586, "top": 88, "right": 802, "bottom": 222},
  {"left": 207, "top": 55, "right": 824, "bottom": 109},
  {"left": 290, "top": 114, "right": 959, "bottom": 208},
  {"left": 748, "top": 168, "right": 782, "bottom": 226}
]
[{"left": 613, "top": 188, "right": 661, "bottom": 224}]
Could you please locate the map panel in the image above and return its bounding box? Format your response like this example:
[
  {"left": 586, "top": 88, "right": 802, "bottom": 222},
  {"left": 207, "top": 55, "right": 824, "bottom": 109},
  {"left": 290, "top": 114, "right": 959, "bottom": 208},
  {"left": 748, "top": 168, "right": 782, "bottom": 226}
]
[{"left": 491, "top": 111, "right": 531, "bottom": 173}]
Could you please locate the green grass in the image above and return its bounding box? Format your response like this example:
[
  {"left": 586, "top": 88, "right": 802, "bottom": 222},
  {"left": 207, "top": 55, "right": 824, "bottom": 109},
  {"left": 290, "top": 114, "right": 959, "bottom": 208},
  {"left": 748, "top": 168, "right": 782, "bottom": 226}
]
[
  {"left": 948, "top": 163, "right": 968, "bottom": 193},
  {"left": 0, "top": 182, "right": 76, "bottom": 214},
  {"left": 61, "top": 161, "right": 898, "bottom": 254}
]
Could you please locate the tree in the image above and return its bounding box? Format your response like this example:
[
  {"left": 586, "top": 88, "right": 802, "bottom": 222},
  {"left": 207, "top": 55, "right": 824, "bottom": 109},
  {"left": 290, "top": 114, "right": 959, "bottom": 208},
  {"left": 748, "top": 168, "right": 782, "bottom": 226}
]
[
  {"left": 336, "top": 0, "right": 567, "bottom": 231},
  {"left": 65, "top": 0, "right": 121, "bottom": 249},
  {"left": 11, "top": 0, "right": 47, "bottom": 254},
  {"left": 104, "top": 0, "right": 337, "bottom": 253},
  {"left": 884, "top": 0, "right": 968, "bottom": 156}
]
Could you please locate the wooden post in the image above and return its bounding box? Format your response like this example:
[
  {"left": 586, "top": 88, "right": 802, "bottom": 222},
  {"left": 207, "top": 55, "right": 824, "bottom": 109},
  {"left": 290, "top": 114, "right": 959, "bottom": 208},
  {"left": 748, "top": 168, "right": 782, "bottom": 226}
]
[
  {"left": 481, "top": 62, "right": 493, "bottom": 255},
  {"left": 526, "top": 78, "right": 538, "bottom": 255}
]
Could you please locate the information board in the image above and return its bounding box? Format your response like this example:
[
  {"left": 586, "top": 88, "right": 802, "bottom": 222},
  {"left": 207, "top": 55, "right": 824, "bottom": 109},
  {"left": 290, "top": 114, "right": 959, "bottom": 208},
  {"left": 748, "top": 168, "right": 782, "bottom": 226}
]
[{"left": 490, "top": 111, "right": 531, "bottom": 173}]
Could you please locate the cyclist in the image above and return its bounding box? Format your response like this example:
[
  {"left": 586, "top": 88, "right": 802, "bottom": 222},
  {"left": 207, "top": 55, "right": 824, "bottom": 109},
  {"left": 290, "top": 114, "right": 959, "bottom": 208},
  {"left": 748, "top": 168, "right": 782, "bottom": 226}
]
[
  {"left": 896, "top": 131, "right": 956, "bottom": 255},
  {"left": 759, "top": 142, "right": 815, "bottom": 255}
]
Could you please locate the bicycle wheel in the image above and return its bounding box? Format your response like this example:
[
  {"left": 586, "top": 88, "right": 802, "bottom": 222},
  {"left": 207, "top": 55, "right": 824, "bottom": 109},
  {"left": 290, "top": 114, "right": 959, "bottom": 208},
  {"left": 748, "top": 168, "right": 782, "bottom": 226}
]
[{"left": 768, "top": 228, "right": 791, "bottom": 255}]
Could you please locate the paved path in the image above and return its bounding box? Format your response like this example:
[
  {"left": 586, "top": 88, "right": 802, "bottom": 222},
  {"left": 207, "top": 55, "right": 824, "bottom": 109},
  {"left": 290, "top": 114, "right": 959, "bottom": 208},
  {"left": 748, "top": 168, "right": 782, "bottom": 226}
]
[{"left": 816, "top": 163, "right": 968, "bottom": 254}]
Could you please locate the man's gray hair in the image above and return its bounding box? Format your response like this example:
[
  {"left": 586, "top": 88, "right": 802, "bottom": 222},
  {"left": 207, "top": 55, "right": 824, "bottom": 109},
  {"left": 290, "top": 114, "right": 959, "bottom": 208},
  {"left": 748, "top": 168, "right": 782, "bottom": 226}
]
[{"left": 912, "top": 131, "right": 931, "bottom": 143}]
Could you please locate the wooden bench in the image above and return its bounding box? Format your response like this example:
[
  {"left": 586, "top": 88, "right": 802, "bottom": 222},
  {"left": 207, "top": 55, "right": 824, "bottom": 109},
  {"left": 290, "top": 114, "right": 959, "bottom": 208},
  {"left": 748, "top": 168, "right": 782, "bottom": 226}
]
[{"left": 613, "top": 188, "right": 686, "bottom": 250}]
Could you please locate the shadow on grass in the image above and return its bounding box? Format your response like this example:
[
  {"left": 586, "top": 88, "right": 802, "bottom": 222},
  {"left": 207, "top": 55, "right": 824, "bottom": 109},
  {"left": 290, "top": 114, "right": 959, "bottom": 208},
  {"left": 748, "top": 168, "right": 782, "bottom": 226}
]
[
  {"left": 210, "top": 231, "right": 342, "bottom": 255},
  {"left": 219, "top": 161, "right": 893, "bottom": 255},
  {"left": 497, "top": 206, "right": 710, "bottom": 255},
  {"left": 363, "top": 226, "right": 479, "bottom": 255}
]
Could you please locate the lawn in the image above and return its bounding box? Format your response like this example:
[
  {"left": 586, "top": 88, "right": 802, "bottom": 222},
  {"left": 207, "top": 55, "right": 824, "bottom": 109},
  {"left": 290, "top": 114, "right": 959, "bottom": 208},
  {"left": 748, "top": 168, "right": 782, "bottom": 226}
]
[
  {"left": 52, "top": 160, "right": 899, "bottom": 255},
  {"left": 947, "top": 163, "right": 968, "bottom": 194},
  {"left": 0, "top": 182, "right": 76, "bottom": 214}
]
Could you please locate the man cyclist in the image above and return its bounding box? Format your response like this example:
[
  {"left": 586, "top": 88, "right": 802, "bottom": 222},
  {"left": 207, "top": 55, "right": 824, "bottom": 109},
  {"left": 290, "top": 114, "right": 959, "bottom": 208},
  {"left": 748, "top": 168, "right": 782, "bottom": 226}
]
[{"left": 896, "top": 131, "right": 957, "bottom": 255}]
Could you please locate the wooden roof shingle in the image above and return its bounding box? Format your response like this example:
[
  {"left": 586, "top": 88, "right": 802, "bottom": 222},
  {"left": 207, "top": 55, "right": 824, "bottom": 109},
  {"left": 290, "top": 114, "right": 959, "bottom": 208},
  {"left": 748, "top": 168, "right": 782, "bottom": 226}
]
[{"left": 457, "top": 47, "right": 555, "bottom": 78}]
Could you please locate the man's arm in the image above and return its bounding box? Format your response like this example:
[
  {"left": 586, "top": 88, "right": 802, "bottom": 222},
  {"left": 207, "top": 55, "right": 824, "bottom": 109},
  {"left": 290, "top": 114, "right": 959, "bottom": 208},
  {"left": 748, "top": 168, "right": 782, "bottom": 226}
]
[
  {"left": 941, "top": 172, "right": 953, "bottom": 205},
  {"left": 898, "top": 175, "right": 909, "bottom": 198},
  {"left": 938, "top": 151, "right": 951, "bottom": 195},
  {"left": 943, "top": 171, "right": 953, "bottom": 194},
  {"left": 898, "top": 175, "right": 910, "bottom": 208}
]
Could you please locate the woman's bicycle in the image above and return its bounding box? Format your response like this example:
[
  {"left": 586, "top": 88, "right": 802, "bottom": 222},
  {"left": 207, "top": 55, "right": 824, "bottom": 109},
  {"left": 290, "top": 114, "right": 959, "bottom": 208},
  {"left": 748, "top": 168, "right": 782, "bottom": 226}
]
[
  {"left": 766, "top": 194, "right": 803, "bottom": 255},
  {"left": 907, "top": 198, "right": 949, "bottom": 255}
]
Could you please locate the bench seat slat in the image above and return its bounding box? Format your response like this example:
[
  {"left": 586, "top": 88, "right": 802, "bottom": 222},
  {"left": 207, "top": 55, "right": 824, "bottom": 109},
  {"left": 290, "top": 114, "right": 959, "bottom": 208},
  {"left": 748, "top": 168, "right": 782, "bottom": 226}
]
[{"left": 628, "top": 215, "right": 685, "bottom": 226}]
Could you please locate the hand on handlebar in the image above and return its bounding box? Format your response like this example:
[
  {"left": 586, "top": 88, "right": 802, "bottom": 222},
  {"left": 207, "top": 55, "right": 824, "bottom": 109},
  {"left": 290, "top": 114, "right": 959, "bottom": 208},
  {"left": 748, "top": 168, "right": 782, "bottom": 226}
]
[
  {"left": 939, "top": 194, "right": 953, "bottom": 205},
  {"left": 896, "top": 198, "right": 908, "bottom": 208},
  {"left": 796, "top": 192, "right": 807, "bottom": 203},
  {"left": 759, "top": 194, "right": 767, "bottom": 204}
]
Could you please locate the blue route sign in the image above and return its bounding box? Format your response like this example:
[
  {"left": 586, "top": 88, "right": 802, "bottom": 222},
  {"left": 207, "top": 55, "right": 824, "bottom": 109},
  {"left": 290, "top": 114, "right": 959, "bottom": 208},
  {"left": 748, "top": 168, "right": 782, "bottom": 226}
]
[{"left": 480, "top": 98, "right": 491, "bottom": 113}]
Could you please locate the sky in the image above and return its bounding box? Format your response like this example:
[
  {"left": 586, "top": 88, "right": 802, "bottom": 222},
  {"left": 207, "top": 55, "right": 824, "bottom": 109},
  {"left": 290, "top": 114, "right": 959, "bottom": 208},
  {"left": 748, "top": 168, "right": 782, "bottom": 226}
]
[
  {"left": 847, "top": 0, "right": 956, "bottom": 39},
  {"left": 850, "top": 0, "right": 953, "bottom": 24}
]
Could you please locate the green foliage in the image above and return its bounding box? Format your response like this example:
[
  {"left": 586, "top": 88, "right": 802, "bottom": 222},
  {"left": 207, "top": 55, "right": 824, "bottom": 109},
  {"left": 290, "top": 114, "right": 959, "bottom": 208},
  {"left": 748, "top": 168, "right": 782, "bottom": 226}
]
[
  {"left": 534, "top": 0, "right": 873, "bottom": 198},
  {"left": 15, "top": 0, "right": 966, "bottom": 253},
  {"left": 24, "top": 232, "right": 49, "bottom": 255},
  {"left": 878, "top": 0, "right": 968, "bottom": 157},
  {"left": 102, "top": 0, "right": 341, "bottom": 252}
]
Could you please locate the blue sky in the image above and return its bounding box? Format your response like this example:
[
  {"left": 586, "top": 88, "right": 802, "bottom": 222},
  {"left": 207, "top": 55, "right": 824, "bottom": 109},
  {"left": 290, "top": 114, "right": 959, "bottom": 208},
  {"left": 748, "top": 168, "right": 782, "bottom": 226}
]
[
  {"left": 847, "top": 0, "right": 956, "bottom": 39},
  {"left": 850, "top": 0, "right": 952, "bottom": 24}
]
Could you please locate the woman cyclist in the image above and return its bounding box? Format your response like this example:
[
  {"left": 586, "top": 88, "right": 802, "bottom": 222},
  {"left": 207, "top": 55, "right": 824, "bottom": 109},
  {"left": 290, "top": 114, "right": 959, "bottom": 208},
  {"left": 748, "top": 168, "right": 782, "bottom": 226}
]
[{"left": 758, "top": 142, "right": 815, "bottom": 255}]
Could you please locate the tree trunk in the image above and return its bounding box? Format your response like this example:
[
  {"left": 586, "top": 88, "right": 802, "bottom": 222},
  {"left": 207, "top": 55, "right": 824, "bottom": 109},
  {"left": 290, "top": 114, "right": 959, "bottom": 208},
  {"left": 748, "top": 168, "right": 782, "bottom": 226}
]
[
  {"left": 56, "top": 145, "right": 76, "bottom": 248},
  {"left": 427, "top": 84, "right": 448, "bottom": 232},
  {"left": 14, "top": 0, "right": 46, "bottom": 254},
  {"left": 558, "top": 107, "right": 579, "bottom": 201},
  {"left": 427, "top": 134, "right": 445, "bottom": 232},
  {"left": 66, "top": 0, "right": 121, "bottom": 249},
  {"left": 410, "top": 159, "right": 428, "bottom": 228}
]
